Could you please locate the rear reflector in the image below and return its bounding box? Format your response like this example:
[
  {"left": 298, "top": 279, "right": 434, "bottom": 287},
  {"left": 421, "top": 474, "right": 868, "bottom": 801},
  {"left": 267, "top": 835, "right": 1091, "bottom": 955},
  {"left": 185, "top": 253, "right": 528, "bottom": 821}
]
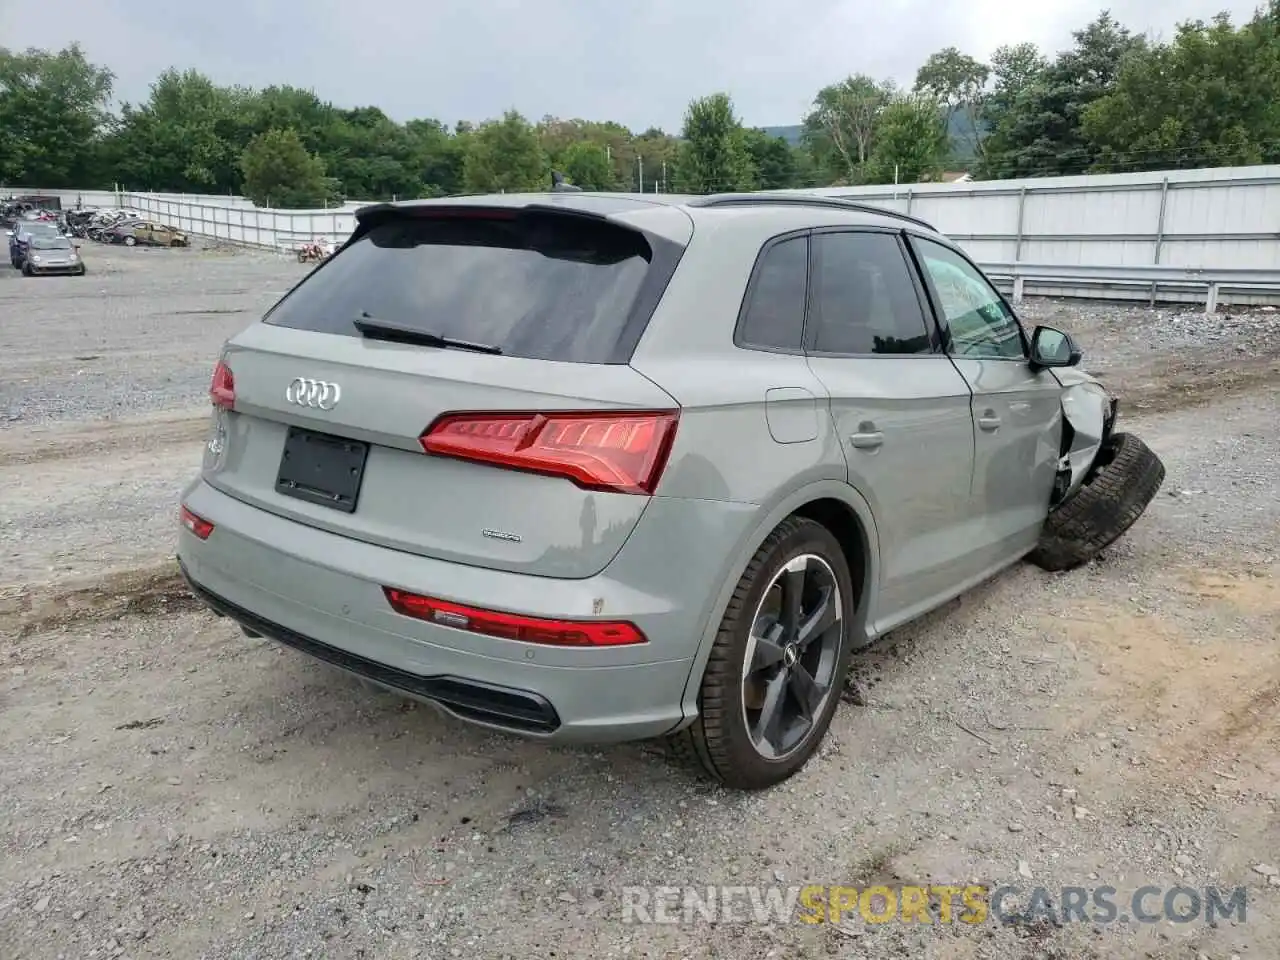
[
  {"left": 420, "top": 410, "right": 679, "bottom": 495},
  {"left": 180, "top": 505, "right": 214, "bottom": 540},
  {"left": 210, "top": 360, "right": 235, "bottom": 410},
  {"left": 384, "top": 588, "right": 647, "bottom": 647}
]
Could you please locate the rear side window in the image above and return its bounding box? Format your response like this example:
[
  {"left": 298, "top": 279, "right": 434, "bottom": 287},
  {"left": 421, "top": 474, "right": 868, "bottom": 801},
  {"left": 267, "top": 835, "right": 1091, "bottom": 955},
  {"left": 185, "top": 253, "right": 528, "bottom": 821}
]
[
  {"left": 810, "top": 231, "right": 933, "bottom": 355},
  {"left": 735, "top": 235, "right": 808, "bottom": 351},
  {"left": 264, "top": 211, "right": 656, "bottom": 363}
]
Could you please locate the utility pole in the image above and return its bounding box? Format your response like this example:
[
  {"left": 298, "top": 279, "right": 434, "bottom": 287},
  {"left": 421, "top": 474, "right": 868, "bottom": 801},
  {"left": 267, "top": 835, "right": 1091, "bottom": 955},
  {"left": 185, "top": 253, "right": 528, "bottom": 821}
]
[
  {"left": 661, "top": 160, "right": 667, "bottom": 193},
  {"left": 637, "top": 155, "right": 643, "bottom": 194}
]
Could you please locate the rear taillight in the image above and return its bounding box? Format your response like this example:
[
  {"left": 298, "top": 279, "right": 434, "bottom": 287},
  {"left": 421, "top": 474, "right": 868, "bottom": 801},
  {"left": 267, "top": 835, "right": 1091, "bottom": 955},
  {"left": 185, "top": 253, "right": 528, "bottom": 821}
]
[
  {"left": 210, "top": 360, "right": 235, "bottom": 410},
  {"left": 180, "top": 505, "right": 214, "bottom": 540},
  {"left": 420, "top": 410, "right": 679, "bottom": 495},
  {"left": 384, "top": 588, "right": 646, "bottom": 647}
]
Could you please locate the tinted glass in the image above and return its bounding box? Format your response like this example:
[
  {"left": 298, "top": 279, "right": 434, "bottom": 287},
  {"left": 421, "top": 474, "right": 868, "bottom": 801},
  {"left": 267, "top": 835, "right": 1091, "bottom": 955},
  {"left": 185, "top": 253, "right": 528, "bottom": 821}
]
[
  {"left": 811, "top": 232, "right": 933, "bottom": 355},
  {"left": 31, "top": 236, "right": 71, "bottom": 249},
  {"left": 736, "top": 236, "right": 808, "bottom": 350},
  {"left": 264, "top": 211, "right": 654, "bottom": 363},
  {"left": 914, "top": 237, "right": 1025, "bottom": 360}
]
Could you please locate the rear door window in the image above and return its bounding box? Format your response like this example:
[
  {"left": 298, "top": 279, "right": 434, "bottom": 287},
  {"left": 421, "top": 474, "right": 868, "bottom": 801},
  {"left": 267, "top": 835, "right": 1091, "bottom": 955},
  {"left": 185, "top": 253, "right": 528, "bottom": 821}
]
[
  {"left": 809, "top": 231, "right": 935, "bottom": 355},
  {"left": 263, "top": 210, "right": 657, "bottom": 363}
]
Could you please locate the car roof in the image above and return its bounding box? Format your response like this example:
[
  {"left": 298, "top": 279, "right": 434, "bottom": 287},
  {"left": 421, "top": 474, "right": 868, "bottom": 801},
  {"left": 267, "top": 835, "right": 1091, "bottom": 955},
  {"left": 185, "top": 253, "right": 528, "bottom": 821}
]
[{"left": 359, "top": 191, "right": 941, "bottom": 237}]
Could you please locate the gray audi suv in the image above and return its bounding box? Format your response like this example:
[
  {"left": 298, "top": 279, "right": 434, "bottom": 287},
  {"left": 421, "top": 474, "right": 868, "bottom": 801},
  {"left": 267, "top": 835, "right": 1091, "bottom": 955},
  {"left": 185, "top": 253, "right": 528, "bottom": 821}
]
[{"left": 178, "top": 191, "right": 1163, "bottom": 789}]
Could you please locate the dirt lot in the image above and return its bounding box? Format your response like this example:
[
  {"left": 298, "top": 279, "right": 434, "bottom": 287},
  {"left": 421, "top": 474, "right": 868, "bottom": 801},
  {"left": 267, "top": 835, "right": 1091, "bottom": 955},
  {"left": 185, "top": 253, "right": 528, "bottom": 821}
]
[{"left": 1, "top": 242, "right": 1279, "bottom": 959}]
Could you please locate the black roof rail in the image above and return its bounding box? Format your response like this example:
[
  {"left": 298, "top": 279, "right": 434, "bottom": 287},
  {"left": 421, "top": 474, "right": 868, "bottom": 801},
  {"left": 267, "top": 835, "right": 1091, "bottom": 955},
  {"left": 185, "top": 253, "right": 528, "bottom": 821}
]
[{"left": 689, "top": 192, "right": 937, "bottom": 231}]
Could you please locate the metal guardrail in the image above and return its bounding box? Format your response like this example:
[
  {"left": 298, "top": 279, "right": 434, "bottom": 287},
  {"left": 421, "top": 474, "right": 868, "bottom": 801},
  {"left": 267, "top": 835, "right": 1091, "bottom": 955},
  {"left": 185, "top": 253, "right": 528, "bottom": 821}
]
[{"left": 978, "top": 261, "right": 1280, "bottom": 311}]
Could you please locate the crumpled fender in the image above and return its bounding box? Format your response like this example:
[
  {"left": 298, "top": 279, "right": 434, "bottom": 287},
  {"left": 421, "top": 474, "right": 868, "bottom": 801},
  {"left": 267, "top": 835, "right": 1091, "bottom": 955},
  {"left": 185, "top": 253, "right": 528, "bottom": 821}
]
[{"left": 1052, "top": 367, "right": 1114, "bottom": 498}]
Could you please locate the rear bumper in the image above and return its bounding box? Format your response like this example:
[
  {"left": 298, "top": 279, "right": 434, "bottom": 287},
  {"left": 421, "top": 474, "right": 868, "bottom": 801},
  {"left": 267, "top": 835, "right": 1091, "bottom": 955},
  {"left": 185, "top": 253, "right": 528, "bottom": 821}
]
[
  {"left": 181, "top": 561, "right": 562, "bottom": 732},
  {"left": 177, "top": 479, "right": 755, "bottom": 743}
]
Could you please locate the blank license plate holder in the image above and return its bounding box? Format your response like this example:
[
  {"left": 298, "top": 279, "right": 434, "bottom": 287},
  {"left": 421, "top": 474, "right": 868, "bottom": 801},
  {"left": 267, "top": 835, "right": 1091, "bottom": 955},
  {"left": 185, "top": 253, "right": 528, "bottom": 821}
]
[{"left": 275, "top": 426, "right": 369, "bottom": 513}]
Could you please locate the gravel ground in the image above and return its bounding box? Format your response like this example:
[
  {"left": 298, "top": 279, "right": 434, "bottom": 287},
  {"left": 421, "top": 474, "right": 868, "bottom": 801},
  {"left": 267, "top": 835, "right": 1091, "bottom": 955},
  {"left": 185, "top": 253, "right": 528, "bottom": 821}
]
[
  {"left": 0, "top": 242, "right": 304, "bottom": 587},
  {"left": 1, "top": 247, "right": 1279, "bottom": 959},
  {"left": 0, "top": 240, "right": 302, "bottom": 426}
]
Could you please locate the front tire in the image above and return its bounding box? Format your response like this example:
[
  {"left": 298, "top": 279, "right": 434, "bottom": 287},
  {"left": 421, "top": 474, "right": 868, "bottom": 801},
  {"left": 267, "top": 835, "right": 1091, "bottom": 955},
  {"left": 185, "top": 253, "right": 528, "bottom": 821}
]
[
  {"left": 124, "top": 236, "right": 136, "bottom": 247},
  {"left": 668, "top": 516, "right": 856, "bottom": 789},
  {"left": 1029, "top": 432, "right": 1165, "bottom": 572}
]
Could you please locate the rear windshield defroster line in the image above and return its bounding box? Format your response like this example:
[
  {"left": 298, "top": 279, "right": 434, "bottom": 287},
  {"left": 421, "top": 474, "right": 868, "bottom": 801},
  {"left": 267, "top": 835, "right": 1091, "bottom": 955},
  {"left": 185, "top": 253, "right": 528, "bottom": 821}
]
[{"left": 262, "top": 208, "right": 681, "bottom": 364}]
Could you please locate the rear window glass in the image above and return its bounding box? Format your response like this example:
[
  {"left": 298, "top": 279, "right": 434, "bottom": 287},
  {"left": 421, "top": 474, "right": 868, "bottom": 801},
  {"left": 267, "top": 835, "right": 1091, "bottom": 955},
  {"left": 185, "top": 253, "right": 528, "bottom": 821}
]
[{"left": 264, "top": 211, "right": 655, "bottom": 363}]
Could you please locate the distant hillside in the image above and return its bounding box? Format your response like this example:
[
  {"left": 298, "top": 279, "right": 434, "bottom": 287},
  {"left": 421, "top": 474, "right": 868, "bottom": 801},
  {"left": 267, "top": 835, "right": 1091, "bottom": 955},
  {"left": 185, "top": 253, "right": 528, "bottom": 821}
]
[
  {"left": 760, "top": 124, "right": 804, "bottom": 145},
  {"left": 758, "top": 108, "right": 985, "bottom": 164}
]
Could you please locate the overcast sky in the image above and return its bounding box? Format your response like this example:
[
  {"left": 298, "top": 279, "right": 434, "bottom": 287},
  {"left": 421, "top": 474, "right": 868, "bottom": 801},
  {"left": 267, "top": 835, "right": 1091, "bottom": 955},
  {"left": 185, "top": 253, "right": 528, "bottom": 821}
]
[{"left": 0, "top": 1, "right": 1266, "bottom": 130}]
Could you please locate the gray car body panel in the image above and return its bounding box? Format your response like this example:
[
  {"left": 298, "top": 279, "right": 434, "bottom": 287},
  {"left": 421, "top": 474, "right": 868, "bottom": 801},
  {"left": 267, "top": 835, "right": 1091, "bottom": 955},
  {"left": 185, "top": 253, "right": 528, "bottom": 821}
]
[
  {"left": 179, "top": 190, "right": 1117, "bottom": 743},
  {"left": 1052, "top": 367, "right": 1113, "bottom": 497}
]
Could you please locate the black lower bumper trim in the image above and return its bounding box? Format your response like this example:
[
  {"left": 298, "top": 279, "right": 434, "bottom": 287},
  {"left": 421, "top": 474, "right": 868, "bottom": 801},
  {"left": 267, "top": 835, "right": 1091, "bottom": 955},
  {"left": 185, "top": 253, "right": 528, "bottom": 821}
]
[{"left": 178, "top": 561, "right": 560, "bottom": 734}]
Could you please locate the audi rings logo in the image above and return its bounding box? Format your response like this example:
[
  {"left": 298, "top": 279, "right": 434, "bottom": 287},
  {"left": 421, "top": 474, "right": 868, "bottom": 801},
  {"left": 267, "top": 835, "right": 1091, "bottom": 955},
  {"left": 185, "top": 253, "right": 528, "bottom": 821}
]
[{"left": 285, "top": 377, "right": 342, "bottom": 410}]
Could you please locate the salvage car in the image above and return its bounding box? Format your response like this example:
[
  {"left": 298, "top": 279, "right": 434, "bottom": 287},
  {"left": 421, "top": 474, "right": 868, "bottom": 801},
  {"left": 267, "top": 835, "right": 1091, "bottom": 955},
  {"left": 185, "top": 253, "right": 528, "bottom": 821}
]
[
  {"left": 7, "top": 221, "right": 61, "bottom": 268},
  {"left": 22, "top": 234, "right": 85, "bottom": 276},
  {"left": 129, "top": 220, "right": 189, "bottom": 247},
  {"left": 178, "top": 192, "right": 1165, "bottom": 790}
]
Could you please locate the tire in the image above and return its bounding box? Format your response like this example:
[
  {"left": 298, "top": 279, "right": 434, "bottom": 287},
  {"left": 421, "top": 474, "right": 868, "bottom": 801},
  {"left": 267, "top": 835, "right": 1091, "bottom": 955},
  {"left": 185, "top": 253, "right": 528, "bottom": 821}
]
[
  {"left": 666, "top": 516, "right": 857, "bottom": 790},
  {"left": 124, "top": 236, "right": 136, "bottom": 247},
  {"left": 1029, "top": 432, "right": 1165, "bottom": 572},
  {"left": 76, "top": 265, "right": 86, "bottom": 276},
  {"left": 21, "top": 262, "right": 32, "bottom": 277}
]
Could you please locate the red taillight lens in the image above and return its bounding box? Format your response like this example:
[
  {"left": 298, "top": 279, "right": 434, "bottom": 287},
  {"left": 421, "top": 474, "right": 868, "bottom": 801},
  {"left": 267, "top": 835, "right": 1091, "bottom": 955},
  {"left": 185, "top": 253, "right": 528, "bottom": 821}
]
[
  {"left": 384, "top": 588, "right": 646, "bottom": 647},
  {"left": 210, "top": 360, "right": 235, "bottom": 410},
  {"left": 180, "top": 505, "right": 214, "bottom": 540},
  {"left": 420, "top": 410, "right": 679, "bottom": 495}
]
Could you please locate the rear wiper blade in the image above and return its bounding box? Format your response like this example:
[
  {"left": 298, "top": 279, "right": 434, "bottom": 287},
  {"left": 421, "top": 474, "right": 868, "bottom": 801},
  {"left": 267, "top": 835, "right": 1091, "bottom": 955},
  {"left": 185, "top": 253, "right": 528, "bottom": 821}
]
[{"left": 353, "top": 312, "right": 503, "bottom": 355}]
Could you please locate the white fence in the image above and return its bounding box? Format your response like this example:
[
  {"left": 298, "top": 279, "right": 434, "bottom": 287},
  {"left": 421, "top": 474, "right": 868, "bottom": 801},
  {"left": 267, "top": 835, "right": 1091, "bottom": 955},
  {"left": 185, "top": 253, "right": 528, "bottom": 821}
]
[
  {"left": 780, "top": 164, "right": 1280, "bottom": 275},
  {"left": 13, "top": 164, "right": 1280, "bottom": 303},
  {"left": 120, "top": 194, "right": 364, "bottom": 251},
  {"left": 1, "top": 187, "right": 258, "bottom": 210}
]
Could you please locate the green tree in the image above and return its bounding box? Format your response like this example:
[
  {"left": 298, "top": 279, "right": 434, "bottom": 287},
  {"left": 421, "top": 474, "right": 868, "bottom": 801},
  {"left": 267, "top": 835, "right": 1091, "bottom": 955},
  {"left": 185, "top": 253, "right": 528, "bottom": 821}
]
[
  {"left": 0, "top": 43, "right": 114, "bottom": 186},
  {"left": 247, "top": 85, "right": 337, "bottom": 155},
  {"left": 674, "top": 92, "right": 754, "bottom": 193},
  {"left": 1083, "top": 9, "right": 1280, "bottom": 171},
  {"left": 742, "top": 128, "right": 800, "bottom": 189},
  {"left": 865, "top": 93, "right": 950, "bottom": 184},
  {"left": 973, "top": 42, "right": 1047, "bottom": 178},
  {"left": 107, "top": 69, "right": 247, "bottom": 192},
  {"left": 405, "top": 118, "right": 467, "bottom": 196},
  {"left": 802, "top": 75, "right": 895, "bottom": 184},
  {"left": 463, "top": 110, "right": 547, "bottom": 192},
  {"left": 322, "top": 105, "right": 423, "bottom": 200},
  {"left": 631, "top": 127, "right": 679, "bottom": 192},
  {"left": 239, "top": 128, "right": 331, "bottom": 207},
  {"left": 559, "top": 140, "right": 614, "bottom": 189},
  {"left": 979, "top": 13, "right": 1145, "bottom": 179},
  {"left": 914, "top": 47, "right": 990, "bottom": 160}
]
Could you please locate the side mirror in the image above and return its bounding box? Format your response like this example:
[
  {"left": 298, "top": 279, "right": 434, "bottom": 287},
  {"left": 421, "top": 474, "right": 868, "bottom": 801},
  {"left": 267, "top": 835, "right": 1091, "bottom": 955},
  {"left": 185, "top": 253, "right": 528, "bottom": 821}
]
[{"left": 1029, "top": 325, "right": 1082, "bottom": 368}]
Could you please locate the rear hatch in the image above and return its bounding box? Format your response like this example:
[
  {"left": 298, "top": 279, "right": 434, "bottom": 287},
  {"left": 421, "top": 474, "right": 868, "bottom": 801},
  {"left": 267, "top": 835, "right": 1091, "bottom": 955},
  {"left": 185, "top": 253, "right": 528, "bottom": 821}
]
[{"left": 203, "top": 200, "right": 691, "bottom": 579}]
